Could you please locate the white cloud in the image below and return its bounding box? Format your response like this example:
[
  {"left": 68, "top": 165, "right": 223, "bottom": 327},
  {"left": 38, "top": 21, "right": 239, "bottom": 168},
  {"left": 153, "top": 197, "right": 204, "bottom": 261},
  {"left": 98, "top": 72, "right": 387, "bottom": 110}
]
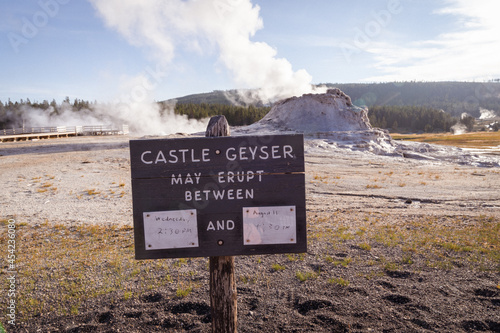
[
  {"left": 364, "top": 0, "right": 500, "bottom": 82},
  {"left": 89, "top": 0, "right": 322, "bottom": 103}
]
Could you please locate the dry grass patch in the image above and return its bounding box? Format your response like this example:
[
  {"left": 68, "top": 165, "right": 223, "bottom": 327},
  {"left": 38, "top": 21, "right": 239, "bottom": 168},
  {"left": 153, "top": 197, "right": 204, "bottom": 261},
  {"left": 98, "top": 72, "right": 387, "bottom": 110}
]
[
  {"left": 271, "top": 263, "right": 286, "bottom": 271},
  {"left": 296, "top": 270, "right": 320, "bottom": 282},
  {"left": 328, "top": 277, "right": 349, "bottom": 287},
  {"left": 0, "top": 222, "right": 206, "bottom": 322},
  {"left": 309, "top": 212, "right": 500, "bottom": 273},
  {"left": 391, "top": 131, "right": 500, "bottom": 149}
]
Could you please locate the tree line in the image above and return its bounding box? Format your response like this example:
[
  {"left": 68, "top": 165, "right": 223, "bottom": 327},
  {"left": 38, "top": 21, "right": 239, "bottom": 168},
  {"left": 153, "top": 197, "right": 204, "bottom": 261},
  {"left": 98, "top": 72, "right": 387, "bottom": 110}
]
[
  {"left": 5, "top": 81, "right": 500, "bottom": 132},
  {"left": 172, "top": 102, "right": 474, "bottom": 133},
  {"left": 368, "top": 105, "right": 459, "bottom": 133},
  {"left": 0, "top": 98, "right": 479, "bottom": 133},
  {"left": 0, "top": 97, "right": 95, "bottom": 129},
  {"left": 172, "top": 102, "right": 270, "bottom": 126},
  {"left": 329, "top": 81, "right": 500, "bottom": 118},
  {"left": 0, "top": 98, "right": 271, "bottom": 129},
  {"left": 164, "top": 82, "right": 500, "bottom": 120}
]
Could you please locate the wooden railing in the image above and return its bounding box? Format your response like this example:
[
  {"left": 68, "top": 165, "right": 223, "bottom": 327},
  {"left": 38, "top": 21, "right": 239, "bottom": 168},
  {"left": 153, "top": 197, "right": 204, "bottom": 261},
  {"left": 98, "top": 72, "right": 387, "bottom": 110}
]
[
  {"left": 0, "top": 125, "right": 129, "bottom": 142},
  {"left": 81, "top": 125, "right": 129, "bottom": 135},
  {"left": 0, "top": 125, "right": 129, "bottom": 136}
]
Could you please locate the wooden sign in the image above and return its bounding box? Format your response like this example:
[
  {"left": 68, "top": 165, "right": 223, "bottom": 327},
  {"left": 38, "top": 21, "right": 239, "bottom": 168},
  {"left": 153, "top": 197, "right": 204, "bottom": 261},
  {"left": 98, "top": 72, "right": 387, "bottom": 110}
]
[{"left": 130, "top": 134, "right": 306, "bottom": 259}]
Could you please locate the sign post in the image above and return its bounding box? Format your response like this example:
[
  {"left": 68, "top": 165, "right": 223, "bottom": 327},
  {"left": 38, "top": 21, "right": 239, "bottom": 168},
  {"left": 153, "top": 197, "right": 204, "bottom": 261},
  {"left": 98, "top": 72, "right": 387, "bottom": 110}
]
[
  {"left": 206, "top": 116, "right": 237, "bottom": 333},
  {"left": 129, "top": 116, "right": 306, "bottom": 332}
]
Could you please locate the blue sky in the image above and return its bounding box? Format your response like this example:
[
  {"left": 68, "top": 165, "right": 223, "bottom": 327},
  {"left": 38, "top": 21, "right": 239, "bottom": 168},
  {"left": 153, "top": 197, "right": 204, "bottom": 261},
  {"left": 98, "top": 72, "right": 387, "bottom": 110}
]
[{"left": 1, "top": 0, "right": 499, "bottom": 104}]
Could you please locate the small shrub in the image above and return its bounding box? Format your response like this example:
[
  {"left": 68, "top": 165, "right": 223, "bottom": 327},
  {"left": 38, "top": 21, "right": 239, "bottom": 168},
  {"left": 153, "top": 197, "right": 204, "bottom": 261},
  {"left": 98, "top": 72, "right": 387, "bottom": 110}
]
[
  {"left": 328, "top": 277, "right": 349, "bottom": 287},
  {"left": 440, "top": 242, "right": 472, "bottom": 252},
  {"left": 286, "top": 253, "right": 305, "bottom": 261},
  {"left": 359, "top": 243, "right": 372, "bottom": 251},
  {"left": 271, "top": 263, "right": 286, "bottom": 271},
  {"left": 401, "top": 254, "right": 414, "bottom": 265},
  {"left": 384, "top": 262, "right": 399, "bottom": 271},
  {"left": 176, "top": 285, "right": 192, "bottom": 298},
  {"left": 327, "top": 257, "right": 352, "bottom": 267},
  {"left": 173, "top": 258, "right": 188, "bottom": 267},
  {"left": 70, "top": 304, "right": 79, "bottom": 315},
  {"left": 296, "top": 270, "right": 319, "bottom": 282},
  {"left": 356, "top": 227, "right": 367, "bottom": 236}
]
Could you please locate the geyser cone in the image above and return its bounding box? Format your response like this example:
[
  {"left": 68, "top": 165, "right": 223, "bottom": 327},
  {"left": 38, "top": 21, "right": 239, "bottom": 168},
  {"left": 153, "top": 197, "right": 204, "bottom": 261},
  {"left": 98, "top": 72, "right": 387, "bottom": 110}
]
[
  {"left": 257, "top": 88, "right": 372, "bottom": 133},
  {"left": 236, "top": 88, "right": 398, "bottom": 156}
]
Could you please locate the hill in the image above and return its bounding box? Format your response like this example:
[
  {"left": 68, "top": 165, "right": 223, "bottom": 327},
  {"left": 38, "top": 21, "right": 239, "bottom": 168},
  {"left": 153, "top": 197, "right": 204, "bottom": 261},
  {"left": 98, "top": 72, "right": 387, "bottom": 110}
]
[
  {"left": 169, "top": 89, "right": 266, "bottom": 107},
  {"left": 330, "top": 81, "right": 500, "bottom": 118},
  {"left": 167, "top": 81, "right": 500, "bottom": 118}
]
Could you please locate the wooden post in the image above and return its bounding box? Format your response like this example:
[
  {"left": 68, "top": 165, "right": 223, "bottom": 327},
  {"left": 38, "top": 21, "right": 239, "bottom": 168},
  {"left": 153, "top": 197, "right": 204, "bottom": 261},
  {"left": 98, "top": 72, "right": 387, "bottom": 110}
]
[
  {"left": 206, "top": 115, "right": 237, "bottom": 333},
  {"left": 210, "top": 256, "right": 237, "bottom": 332}
]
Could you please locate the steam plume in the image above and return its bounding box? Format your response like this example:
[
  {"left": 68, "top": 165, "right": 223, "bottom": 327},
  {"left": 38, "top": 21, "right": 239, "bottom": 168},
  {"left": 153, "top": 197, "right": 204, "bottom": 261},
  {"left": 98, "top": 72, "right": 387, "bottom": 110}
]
[
  {"left": 451, "top": 122, "right": 467, "bottom": 135},
  {"left": 89, "top": 0, "right": 324, "bottom": 103},
  {"left": 479, "top": 108, "right": 497, "bottom": 120},
  {"left": 20, "top": 100, "right": 207, "bottom": 136}
]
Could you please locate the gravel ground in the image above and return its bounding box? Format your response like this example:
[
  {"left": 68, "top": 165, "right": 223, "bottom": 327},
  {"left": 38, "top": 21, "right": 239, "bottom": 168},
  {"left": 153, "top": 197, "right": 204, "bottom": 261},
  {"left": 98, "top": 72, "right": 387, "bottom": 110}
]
[
  {"left": 1, "top": 135, "right": 499, "bottom": 332},
  {"left": 2, "top": 135, "right": 498, "bottom": 226}
]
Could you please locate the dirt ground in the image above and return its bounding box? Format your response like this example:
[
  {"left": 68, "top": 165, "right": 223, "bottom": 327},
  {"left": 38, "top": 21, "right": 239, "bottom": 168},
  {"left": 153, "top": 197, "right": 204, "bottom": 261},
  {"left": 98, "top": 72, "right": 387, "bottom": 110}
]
[{"left": 1, "top": 135, "right": 499, "bottom": 332}]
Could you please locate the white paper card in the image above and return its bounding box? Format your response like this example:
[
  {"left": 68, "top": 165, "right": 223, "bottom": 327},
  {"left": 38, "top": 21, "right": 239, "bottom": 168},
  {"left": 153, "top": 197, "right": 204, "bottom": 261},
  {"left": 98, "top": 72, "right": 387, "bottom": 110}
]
[
  {"left": 143, "top": 209, "right": 199, "bottom": 250},
  {"left": 243, "top": 206, "right": 296, "bottom": 245}
]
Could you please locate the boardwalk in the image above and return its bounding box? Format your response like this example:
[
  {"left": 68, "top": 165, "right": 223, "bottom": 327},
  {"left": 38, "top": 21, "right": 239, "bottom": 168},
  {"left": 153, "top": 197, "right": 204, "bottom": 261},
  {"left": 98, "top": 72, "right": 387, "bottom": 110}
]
[{"left": 0, "top": 125, "right": 129, "bottom": 142}]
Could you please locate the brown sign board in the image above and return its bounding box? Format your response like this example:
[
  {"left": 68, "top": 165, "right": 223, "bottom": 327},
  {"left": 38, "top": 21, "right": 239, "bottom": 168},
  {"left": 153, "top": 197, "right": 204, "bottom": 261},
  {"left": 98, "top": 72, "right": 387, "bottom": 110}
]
[{"left": 130, "top": 134, "right": 306, "bottom": 259}]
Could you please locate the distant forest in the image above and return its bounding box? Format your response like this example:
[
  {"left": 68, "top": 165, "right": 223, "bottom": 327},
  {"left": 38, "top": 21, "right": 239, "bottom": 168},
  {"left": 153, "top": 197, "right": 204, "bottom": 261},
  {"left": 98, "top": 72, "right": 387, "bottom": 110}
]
[
  {"left": 172, "top": 103, "right": 270, "bottom": 126},
  {"left": 173, "top": 81, "right": 500, "bottom": 132},
  {"left": 0, "top": 97, "right": 94, "bottom": 129},
  {"left": 0, "top": 97, "right": 270, "bottom": 129},
  {"left": 330, "top": 81, "right": 500, "bottom": 118},
  {"left": 2, "top": 81, "right": 499, "bottom": 132}
]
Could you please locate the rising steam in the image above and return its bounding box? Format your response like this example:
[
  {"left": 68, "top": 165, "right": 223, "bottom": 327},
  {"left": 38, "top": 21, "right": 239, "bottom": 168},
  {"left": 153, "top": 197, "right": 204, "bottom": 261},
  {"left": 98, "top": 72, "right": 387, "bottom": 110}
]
[
  {"left": 451, "top": 122, "right": 467, "bottom": 135},
  {"left": 479, "top": 108, "right": 497, "bottom": 120},
  {"left": 22, "top": 0, "right": 326, "bottom": 136},
  {"left": 20, "top": 100, "right": 207, "bottom": 136},
  {"left": 89, "top": 0, "right": 324, "bottom": 104}
]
